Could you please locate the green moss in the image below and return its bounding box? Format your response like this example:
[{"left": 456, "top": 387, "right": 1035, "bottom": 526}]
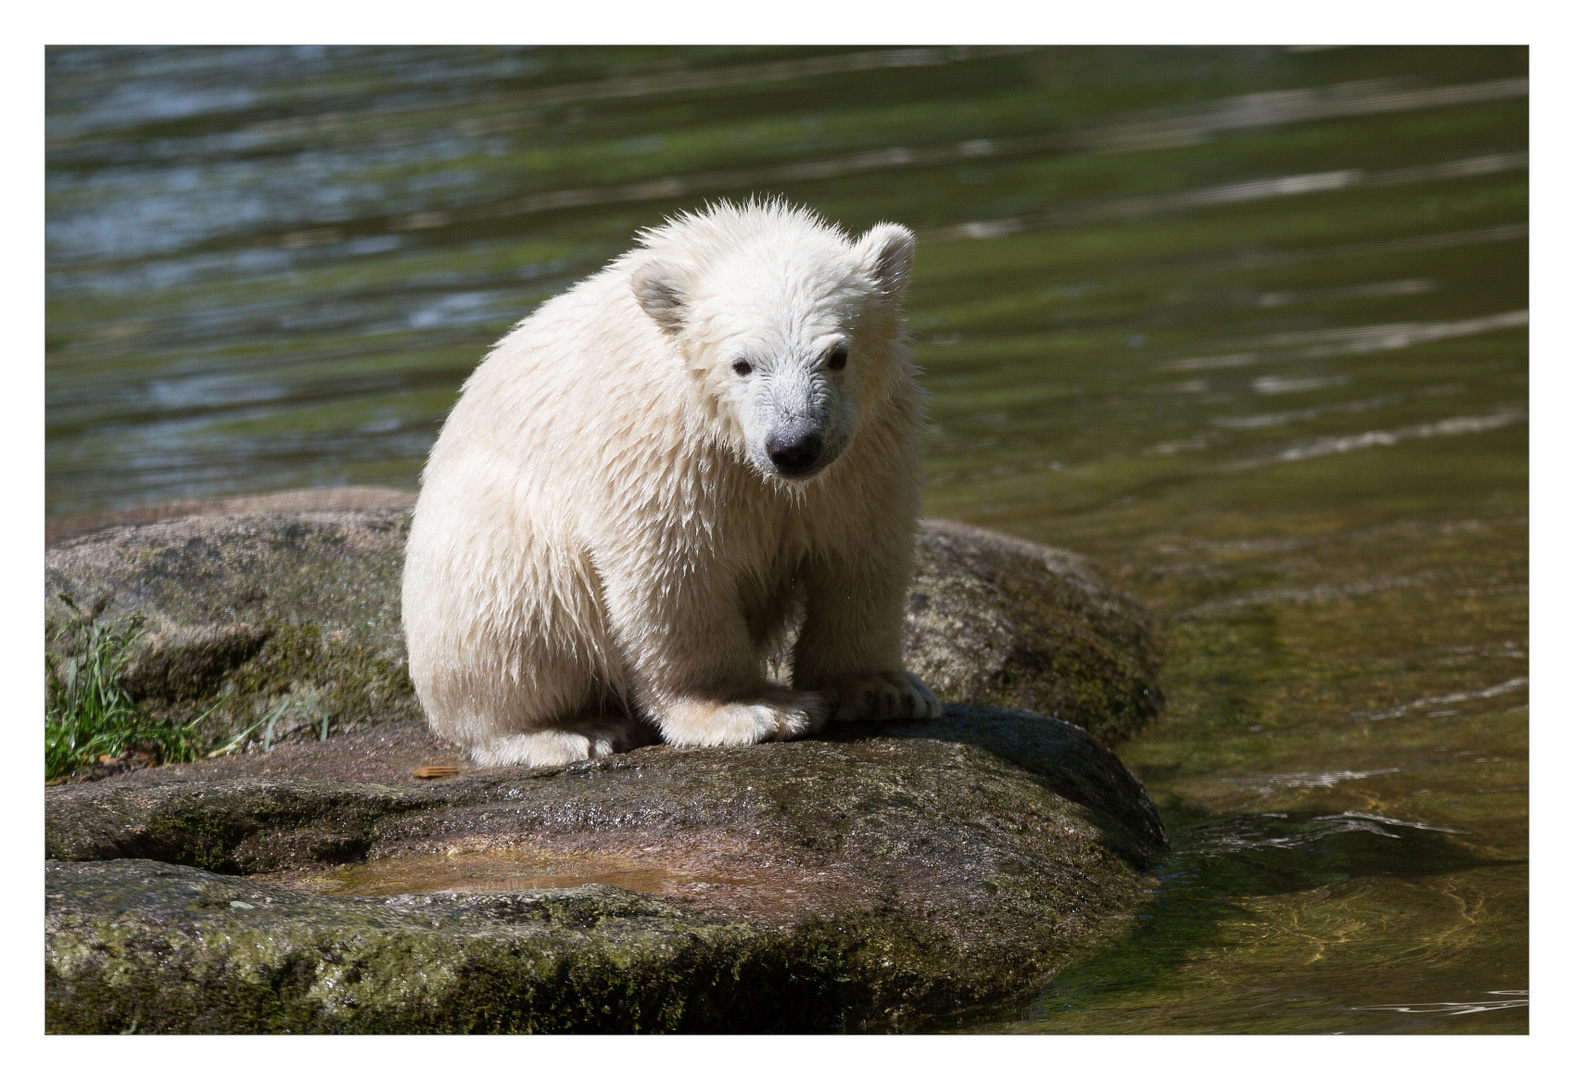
[
  {"left": 45, "top": 864, "right": 859, "bottom": 1033},
  {"left": 167, "top": 620, "right": 421, "bottom": 750}
]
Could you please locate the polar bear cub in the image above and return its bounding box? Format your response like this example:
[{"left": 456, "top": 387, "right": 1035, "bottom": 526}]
[{"left": 402, "top": 199, "right": 942, "bottom": 767}]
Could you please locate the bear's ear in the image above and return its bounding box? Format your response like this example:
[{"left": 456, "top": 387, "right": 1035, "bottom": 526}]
[
  {"left": 632, "top": 260, "right": 690, "bottom": 334},
  {"left": 856, "top": 222, "right": 917, "bottom": 302}
]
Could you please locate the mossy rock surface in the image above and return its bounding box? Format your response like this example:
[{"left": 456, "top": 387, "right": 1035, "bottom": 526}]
[
  {"left": 906, "top": 519, "right": 1162, "bottom": 742},
  {"left": 46, "top": 499, "right": 419, "bottom": 752},
  {"left": 43, "top": 488, "right": 1162, "bottom": 753},
  {"left": 46, "top": 704, "right": 1164, "bottom": 1033}
]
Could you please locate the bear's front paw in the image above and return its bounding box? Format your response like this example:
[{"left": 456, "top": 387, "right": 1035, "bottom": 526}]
[
  {"left": 657, "top": 688, "right": 828, "bottom": 747},
  {"left": 827, "top": 671, "right": 942, "bottom": 723},
  {"left": 469, "top": 717, "right": 647, "bottom": 768}
]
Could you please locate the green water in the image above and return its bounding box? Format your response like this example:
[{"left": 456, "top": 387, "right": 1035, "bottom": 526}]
[{"left": 45, "top": 46, "right": 1528, "bottom": 1033}]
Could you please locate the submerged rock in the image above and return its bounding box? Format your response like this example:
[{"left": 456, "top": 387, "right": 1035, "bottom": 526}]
[
  {"left": 43, "top": 489, "right": 1162, "bottom": 754},
  {"left": 46, "top": 704, "right": 1164, "bottom": 1033}
]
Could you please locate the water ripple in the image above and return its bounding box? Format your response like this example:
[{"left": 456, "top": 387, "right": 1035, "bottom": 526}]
[{"left": 1220, "top": 409, "right": 1525, "bottom": 472}]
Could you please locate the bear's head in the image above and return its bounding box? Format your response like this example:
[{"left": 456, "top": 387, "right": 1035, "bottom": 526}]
[{"left": 629, "top": 200, "right": 916, "bottom": 483}]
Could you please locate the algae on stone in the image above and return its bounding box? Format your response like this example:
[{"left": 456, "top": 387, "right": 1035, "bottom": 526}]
[{"left": 47, "top": 861, "right": 838, "bottom": 1034}]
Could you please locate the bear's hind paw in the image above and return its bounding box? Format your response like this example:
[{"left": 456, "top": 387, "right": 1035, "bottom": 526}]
[
  {"left": 657, "top": 688, "right": 828, "bottom": 747},
  {"left": 826, "top": 671, "right": 942, "bottom": 723}
]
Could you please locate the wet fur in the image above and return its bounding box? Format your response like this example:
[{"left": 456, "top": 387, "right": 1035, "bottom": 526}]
[{"left": 402, "top": 200, "right": 940, "bottom": 767}]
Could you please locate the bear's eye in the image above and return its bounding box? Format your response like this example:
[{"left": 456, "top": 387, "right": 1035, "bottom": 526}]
[
  {"left": 732, "top": 359, "right": 753, "bottom": 377},
  {"left": 827, "top": 346, "right": 849, "bottom": 371}
]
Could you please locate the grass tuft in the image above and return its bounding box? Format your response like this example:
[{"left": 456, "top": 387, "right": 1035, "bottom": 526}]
[{"left": 45, "top": 596, "right": 206, "bottom": 782}]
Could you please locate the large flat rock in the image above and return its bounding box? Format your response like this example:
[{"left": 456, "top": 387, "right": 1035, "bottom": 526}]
[
  {"left": 44, "top": 489, "right": 1163, "bottom": 756},
  {"left": 46, "top": 704, "right": 1164, "bottom": 1033},
  {"left": 44, "top": 489, "right": 1170, "bottom": 1031}
]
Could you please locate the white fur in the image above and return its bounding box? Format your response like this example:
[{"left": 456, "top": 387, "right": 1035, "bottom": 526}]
[{"left": 402, "top": 199, "right": 941, "bottom": 767}]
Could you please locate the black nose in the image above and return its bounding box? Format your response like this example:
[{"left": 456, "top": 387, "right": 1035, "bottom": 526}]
[{"left": 767, "top": 431, "right": 822, "bottom": 476}]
